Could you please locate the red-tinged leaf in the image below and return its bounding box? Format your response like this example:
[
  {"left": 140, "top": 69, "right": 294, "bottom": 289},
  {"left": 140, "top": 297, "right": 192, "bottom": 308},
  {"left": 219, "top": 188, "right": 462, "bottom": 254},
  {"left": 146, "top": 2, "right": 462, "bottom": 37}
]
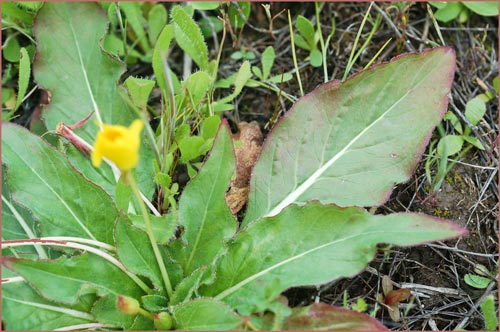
[
  {"left": 384, "top": 288, "right": 411, "bottom": 306},
  {"left": 283, "top": 303, "right": 388, "bottom": 330},
  {"left": 243, "top": 47, "right": 456, "bottom": 226}
]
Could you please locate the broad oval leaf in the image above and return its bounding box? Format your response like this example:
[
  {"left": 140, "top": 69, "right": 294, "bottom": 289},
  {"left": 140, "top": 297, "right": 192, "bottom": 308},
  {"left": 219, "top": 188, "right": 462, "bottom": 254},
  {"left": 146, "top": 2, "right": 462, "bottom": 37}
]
[
  {"left": 283, "top": 303, "right": 388, "bottom": 331},
  {"left": 243, "top": 47, "right": 456, "bottom": 226},
  {"left": 2, "top": 123, "right": 118, "bottom": 244},
  {"left": 33, "top": 2, "right": 154, "bottom": 197},
  {"left": 201, "top": 203, "right": 466, "bottom": 314}
]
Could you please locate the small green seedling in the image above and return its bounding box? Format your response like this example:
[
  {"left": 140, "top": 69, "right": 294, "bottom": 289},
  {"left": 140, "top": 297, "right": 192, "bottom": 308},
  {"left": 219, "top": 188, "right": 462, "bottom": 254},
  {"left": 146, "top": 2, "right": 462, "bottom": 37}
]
[
  {"left": 294, "top": 15, "right": 322, "bottom": 67},
  {"left": 426, "top": 81, "right": 495, "bottom": 192},
  {"left": 464, "top": 264, "right": 496, "bottom": 289},
  {"left": 430, "top": 2, "right": 498, "bottom": 23}
]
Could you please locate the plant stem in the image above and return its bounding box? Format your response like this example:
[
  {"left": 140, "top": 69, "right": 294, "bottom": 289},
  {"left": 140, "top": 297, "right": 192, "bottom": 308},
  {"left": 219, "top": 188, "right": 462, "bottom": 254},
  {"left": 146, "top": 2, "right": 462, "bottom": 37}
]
[
  {"left": 315, "top": 2, "right": 328, "bottom": 82},
  {"left": 288, "top": 10, "right": 304, "bottom": 96},
  {"left": 126, "top": 171, "right": 173, "bottom": 298}
]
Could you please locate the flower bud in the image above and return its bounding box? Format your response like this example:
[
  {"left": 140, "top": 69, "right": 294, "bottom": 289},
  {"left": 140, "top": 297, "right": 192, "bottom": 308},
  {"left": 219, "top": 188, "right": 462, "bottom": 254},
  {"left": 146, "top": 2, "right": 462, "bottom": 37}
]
[
  {"left": 117, "top": 295, "right": 141, "bottom": 315},
  {"left": 154, "top": 312, "right": 174, "bottom": 330}
]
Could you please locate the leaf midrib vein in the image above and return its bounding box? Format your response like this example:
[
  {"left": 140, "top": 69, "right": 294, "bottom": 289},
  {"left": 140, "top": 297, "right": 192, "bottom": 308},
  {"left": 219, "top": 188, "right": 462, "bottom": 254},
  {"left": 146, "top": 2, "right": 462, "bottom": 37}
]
[{"left": 266, "top": 58, "right": 441, "bottom": 217}]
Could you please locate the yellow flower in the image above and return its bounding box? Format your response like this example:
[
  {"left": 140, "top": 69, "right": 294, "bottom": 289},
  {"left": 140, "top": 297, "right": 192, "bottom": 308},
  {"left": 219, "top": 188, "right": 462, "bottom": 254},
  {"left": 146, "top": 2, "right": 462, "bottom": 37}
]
[{"left": 91, "top": 120, "right": 143, "bottom": 171}]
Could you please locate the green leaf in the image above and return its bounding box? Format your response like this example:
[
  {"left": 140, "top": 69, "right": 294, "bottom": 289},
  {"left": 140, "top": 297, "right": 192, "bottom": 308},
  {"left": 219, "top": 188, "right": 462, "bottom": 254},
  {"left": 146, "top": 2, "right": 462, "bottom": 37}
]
[
  {"left": 2, "top": 123, "right": 118, "bottom": 244},
  {"left": 142, "top": 294, "right": 169, "bottom": 312},
  {"left": 92, "top": 293, "right": 149, "bottom": 329},
  {"left": 3, "top": 35, "right": 21, "bottom": 63},
  {"left": 480, "top": 295, "right": 498, "bottom": 331},
  {"left": 283, "top": 303, "right": 388, "bottom": 330},
  {"left": 148, "top": 4, "right": 168, "bottom": 45},
  {"left": 202, "top": 203, "right": 466, "bottom": 314},
  {"left": 118, "top": 2, "right": 150, "bottom": 53},
  {"left": 437, "top": 135, "right": 464, "bottom": 157},
  {"left": 243, "top": 47, "right": 456, "bottom": 226},
  {"left": 462, "top": 135, "right": 484, "bottom": 150},
  {"left": 309, "top": 48, "right": 323, "bottom": 67},
  {"left": 464, "top": 96, "right": 486, "bottom": 126},
  {"left": 462, "top": 2, "right": 498, "bottom": 16},
  {"left": 115, "top": 215, "right": 164, "bottom": 290},
  {"left": 2, "top": 167, "right": 41, "bottom": 254},
  {"left": 33, "top": 2, "right": 154, "bottom": 198},
  {"left": 4, "top": 252, "right": 145, "bottom": 305},
  {"left": 443, "top": 111, "right": 463, "bottom": 134},
  {"left": 172, "top": 299, "right": 243, "bottom": 330},
  {"left": 128, "top": 212, "right": 176, "bottom": 245},
  {"left": 191, "top": 2, "right": 221, "bottom": 10},
  {"left": 152, "top": 24, "right": 175, "bottom": 93},
  {"left": 433, "top": 2, "right": 464, "bottom": 23},
  {"left": 267, "top": 73, "right": 293, "bottom": 83},
  {"left": 293, "top": 33, "right": 311, "bottom": 51},
  {"left": 228, "top": 2, "right": 250, "bottom": 29},
  {"left": 170, "top": 122, "right": 237, "bottom": 276},
  {"left": 200, "top": 115, "right": 221, "bottom": 140},
  {"left": 179, "top": 136, "right": 206, "bottom": 162},
  {"left": 2, "top": 281, "right": 95, "bottom": 330},
  {"left": 124, "top": 76, "right": 155, "bottom": 109},
  {"left": 296, "top": 15, "right": 316, "bottom": 48},
  {"left": 170, "top": 267, "right": 207, "bottom": 305},
  {"left": 261, "top": 46, "right": 275, "bottom": 81},
  {"left": 2, "top": 2, "right": 36, "bottom": 25},
  {"left": 171, "top": 5, "right": 209, "bottom": 71},
  {"left": 182, "top": 71, "right": 212, "bottom": 109},
  {"left": 464, "top": 274, "right": 491, "bottom": 289},
  {"left": 14, "top": 47, "right": 31, "bottom": 111}
]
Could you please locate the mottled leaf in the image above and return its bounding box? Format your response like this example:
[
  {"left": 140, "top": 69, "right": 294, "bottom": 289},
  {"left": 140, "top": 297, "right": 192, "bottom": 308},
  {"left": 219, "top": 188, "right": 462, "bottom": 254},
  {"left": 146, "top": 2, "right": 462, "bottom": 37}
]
[{"left": 244, "top": 47, "right": 455, "bottom": 226}]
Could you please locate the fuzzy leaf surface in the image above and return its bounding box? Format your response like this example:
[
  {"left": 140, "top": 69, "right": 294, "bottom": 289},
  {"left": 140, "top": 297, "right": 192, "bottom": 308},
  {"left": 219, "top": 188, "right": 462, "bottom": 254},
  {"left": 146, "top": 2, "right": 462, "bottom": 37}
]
[
  {"left": 243, "top": 47, "right": 456, "bottom": 225},
  {"left": 283, "top": 303, "right": 388, "bottom": 330},
  {"left": 172, "top": 299, "right": 243, "bottom": 330},
  {"left": 170, "top": 122, "right": 237, "bottom": 276},
  {"left": 33, "top": 2, "right": 154, "bottom": 197},
  {"left": 202, "top": 203, "right": 466, "bottom": 314},
  {"left": 2, "top": 123, "right": 117, "bottom": 244}
]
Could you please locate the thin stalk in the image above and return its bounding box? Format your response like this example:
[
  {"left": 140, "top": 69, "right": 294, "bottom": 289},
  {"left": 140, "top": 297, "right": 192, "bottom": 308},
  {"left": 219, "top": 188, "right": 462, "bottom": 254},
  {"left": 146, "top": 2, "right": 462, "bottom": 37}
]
[
  {"left": 343, "top": 2, "right": 374, "bottom": 81},
  {"left": 364, "top": 38, "right": 392, "bottom": 69},
  {"left": 315, "top": 2, "right": 328, "bottom": 82},
  {"left": 161, "top": 51, "right": 177, "bottom": 159},
  {"left": 427, "top": 4, "right": 446, "bottom": 46},
  {"left": 126, "top": 172, "right": 173, "bottom": 298},
  {"left": 288, "top": 10, "right": 304, "bottom": 96}
]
